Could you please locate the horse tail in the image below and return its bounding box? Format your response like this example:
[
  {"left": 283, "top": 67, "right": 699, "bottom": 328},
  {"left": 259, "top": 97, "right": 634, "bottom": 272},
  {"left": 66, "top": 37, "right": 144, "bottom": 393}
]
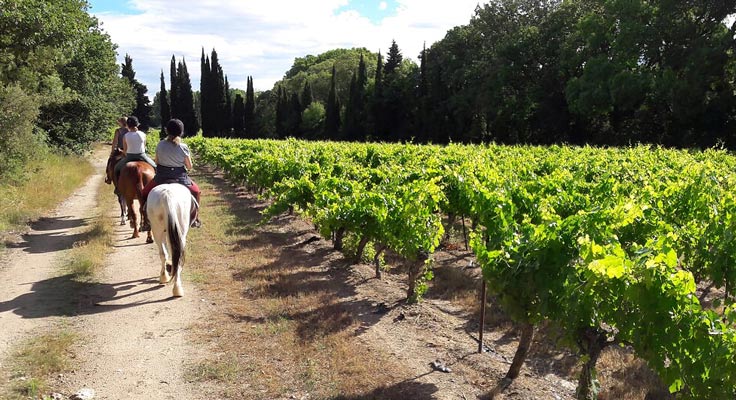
[{"left": 167, "top": 203, "right": 183, "bottom": 279}]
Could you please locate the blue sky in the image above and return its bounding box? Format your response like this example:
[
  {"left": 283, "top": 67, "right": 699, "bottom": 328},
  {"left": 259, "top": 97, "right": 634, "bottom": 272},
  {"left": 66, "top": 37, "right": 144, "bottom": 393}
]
[{"left": 87, "top": 0, "right": 481, "bottom": 95}]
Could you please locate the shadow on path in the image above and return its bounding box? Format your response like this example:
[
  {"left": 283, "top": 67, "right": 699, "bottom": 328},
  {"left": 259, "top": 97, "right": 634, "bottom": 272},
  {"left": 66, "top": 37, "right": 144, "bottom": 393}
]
[{"left": 0, "top": 274, "right": 175, "bottom": 319}]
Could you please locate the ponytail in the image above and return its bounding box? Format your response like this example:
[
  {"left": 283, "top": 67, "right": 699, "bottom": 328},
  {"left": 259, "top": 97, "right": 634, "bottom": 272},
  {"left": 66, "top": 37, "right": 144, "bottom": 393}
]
[{"left": 166, "top": 135, "right": 182, "bottom": 145}]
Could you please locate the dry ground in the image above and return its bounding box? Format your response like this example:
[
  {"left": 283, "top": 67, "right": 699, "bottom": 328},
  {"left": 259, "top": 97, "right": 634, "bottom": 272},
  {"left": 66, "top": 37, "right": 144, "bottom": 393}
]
[{"left": 0, "top": 147, "right": 206, "bottom": 400}]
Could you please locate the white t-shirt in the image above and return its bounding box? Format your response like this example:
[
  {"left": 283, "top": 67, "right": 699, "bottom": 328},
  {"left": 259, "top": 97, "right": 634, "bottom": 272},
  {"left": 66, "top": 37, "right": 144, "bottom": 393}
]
[{"left": 124, "top": 130, "right": 146, "bottom": 154}]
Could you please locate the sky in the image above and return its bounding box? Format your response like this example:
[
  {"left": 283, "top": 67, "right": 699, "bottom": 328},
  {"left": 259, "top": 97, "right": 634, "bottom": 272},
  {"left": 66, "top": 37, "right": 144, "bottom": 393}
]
[{"left": 88, "top": 0, "right": 482, "bottom": 95}]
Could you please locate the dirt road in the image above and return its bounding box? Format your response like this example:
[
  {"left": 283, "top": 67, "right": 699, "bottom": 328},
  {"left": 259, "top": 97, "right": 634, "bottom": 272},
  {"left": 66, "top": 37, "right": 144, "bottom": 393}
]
[{"left": 0, "top": 148, "right": 203, "bottom": 400}]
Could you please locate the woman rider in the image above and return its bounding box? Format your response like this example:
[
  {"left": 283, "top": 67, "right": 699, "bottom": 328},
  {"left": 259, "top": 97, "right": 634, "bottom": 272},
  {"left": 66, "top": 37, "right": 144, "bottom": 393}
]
[
  {"left": 113, "top": 116, "right": 157, "bottom": 191},
  {"left": 111, "top": 116, "right": 128, "bottom": 154},
  {"left": 140, "top": 118, "right": 201, "bottom": 231},
  {"left": 104, "top": 116, "right": 128, "bottom": 184}
]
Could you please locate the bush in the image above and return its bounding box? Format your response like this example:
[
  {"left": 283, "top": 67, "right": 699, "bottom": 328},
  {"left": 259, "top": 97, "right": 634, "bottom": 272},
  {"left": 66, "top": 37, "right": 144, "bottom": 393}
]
[{"left": 0, "top": 84, "right": 47, "bottom": 183}]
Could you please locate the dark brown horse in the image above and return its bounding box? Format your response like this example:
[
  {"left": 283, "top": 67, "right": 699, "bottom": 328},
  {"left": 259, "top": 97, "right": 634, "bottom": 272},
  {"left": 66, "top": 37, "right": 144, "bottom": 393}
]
[
  {"left": 119, "top": 162, "right": 155, "bottom": 242},
  {"left": 105, "top": 150, "right": 127, "bottom": 225},
  {"left": 105, "top": 154, "right": 155, "bottom": 242}
]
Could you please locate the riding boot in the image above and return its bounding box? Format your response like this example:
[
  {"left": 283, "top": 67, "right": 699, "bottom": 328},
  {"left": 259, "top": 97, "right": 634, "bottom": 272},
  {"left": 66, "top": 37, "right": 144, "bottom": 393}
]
[
  {"left": 140, "top": 201, "right": 151, "bottom": 232},
  {"left": 190, "top": 192, "right": 202, "bottom": 228}
]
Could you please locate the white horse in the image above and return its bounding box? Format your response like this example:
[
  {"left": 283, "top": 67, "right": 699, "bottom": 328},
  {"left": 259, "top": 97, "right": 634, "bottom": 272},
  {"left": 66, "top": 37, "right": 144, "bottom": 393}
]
[{"left": 147, "top": 184, "right": 194, "bottom": 297}]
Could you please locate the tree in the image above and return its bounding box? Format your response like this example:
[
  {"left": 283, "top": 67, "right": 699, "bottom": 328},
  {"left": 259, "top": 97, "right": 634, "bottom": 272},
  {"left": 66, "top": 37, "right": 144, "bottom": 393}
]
[
  {"left": 372, "top": 51, "right": 384, "bottom": 139},
  {"left": 159, "top": 70, "right": 170, "bottom": 138},
  {"left": 300, "top": 79, "right": 313, "bottom": 111},
  {"left": 121, "top": 54, "right": 152, "bottom": 130},
  {"left": 343, "top": 53, "right": 369, "bottom": 141},
  {"left": 275, "top": 86, "right": 288, "bottom": 138},
  {"left": 209, "top": 49, "right": 228, "bottom": 136},
  {"left": 173, "top": 57, "right": 199, "bottom": 136},
  {"left": 200, "top": 48, "right": 213, "bottom": 137},
  {"left": 245, "top": 76, "right": 256, "bottom": 137},
  {"left": 384, "top": 40, "right": 403, "bottom": 75},
  {"left": 233, "top": 93, "right": 245, "bottom": 137},
  {"left": 224, "top": 75, "right": 232, "bottom": 135},
  {"left": 169, "top": 55, "right": 179, "bottom": 120},
  {"left": 325, "top": 65, "right": 341, "bottom": 138},
  {"left": 301, "top": 101, "right": 325, "bottom": 137},
  {"left": 288, "top": 93, "right": 303, "bottom": 137},
  {"left": 0, "top": 0, "right": 132, "bottom": 159}
]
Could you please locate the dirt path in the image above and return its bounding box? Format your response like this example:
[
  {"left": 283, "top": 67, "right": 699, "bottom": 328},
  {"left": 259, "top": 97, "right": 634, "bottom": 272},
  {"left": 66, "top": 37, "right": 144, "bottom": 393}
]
[{"left": 0, "top": 148, "right": 203, "bottom": 400}]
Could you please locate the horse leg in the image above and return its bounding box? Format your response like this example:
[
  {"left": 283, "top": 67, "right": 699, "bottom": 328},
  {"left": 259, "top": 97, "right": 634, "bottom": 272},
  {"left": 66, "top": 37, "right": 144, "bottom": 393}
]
[
  {"left": 172, "top": 259, "right": 184, "bottom": 297},
  {"left": 118, "top": 194, "right": 127, "bottom": 225},
  {"left": 141, "top": 200, "right": 153, "bottom": 244},
  {"left": 154, "top": 223, "right": 171, "bottom": 283},
  {"left": 128, "top": 199, "right": 139, "bottom": 238}
]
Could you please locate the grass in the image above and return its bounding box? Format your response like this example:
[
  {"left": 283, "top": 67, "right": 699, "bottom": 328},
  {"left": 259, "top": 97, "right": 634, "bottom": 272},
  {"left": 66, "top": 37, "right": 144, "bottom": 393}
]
[
  {"left": 185, "top": 357, "right": 241, "bottom": 383},
  {"left": 64, "top": 176, "right": 114, "bottom": 279},
  {"left": 0, "top": 152, "right": 93, "bottom": 236},
  {"left": 3, "top": 328, "right": 78, "bottom": 400}
]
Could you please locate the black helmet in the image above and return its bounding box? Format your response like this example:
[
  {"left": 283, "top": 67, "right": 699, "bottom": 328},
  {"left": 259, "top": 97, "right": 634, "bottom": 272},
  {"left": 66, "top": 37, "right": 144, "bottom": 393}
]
[
  {"left": 166, "top": 119, "right": 185, "bottom": 137},
  {"left": 126, "top": 116, "right": 140, "bottom": 128}
]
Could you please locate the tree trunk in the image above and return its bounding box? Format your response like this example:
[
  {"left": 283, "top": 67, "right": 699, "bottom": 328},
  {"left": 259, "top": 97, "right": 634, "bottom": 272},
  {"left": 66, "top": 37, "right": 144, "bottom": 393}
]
[
  {"left": 443, "top": 213, "right": 456, "bottom": 244},
  {"left": 374, "top": 245, "right": 386, "bottom": 279},
  {"left": 354, "top": 235, "right": 370, "bottom": 263},
  {"left": 406, "top": 251, "right": 430, "bottom": 302},
  {"left": 333, "top": 227, "right": 345, "bottom": 251},
  {"left": 461, "top": 214, "right": 468, "bottom": 251},
  {"left": 505, "top": 323, "right": 534, "bottom": 380},
  {"left": 576, "top": 330, "right": 607, "bottom": 400}
]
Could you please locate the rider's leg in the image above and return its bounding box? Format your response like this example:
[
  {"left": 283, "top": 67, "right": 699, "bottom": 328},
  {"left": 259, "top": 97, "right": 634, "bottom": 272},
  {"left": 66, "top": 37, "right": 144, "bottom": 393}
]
[
  {"left": 188, "top": 181, "right": 202, "bottom": 228},
  {"left": 141, "top": 153, "right": 157, "bottom": 170},
  {"left": 113, "top": 156, "right": 129, "bottom": 194}
]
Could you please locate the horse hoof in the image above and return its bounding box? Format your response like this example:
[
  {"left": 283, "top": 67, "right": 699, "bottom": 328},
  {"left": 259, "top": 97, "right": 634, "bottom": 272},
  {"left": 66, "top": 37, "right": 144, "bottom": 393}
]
[
  {"left": 160, "top": 274, "right": 170, "bottom": 284},
  {"left": 132, "top": 233, "right": 139, "bottom": 239},
  {"left": 173, "top": 287, "right": 184, "bottom": 297},
  {"left": 146, "top": 237, "right": 153, "bottom": 244}
]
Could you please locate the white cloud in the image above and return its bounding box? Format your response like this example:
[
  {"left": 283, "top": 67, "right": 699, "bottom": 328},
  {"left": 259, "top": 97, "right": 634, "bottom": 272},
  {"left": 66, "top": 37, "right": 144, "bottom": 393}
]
[
  {"left": 379, "top": 1, "right": 388, "bottom": 11},
  {"left": 92, "top": 0, "right": 481, "bottom": 95}
]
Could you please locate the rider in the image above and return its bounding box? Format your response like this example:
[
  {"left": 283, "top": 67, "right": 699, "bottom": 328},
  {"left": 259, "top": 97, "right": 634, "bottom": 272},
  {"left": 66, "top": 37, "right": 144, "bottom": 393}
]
[
  {"left": 105, "top": 116, "right": 128, "bottom": 184},
  {"left": 113, "top": 116, "right": 157, "bottom": 192},
  {"left": 111, "top": 116, "right": 128, "bottom": 154},
  {"left": 140, "top": 118, "right": 201, "bottom": 231}
]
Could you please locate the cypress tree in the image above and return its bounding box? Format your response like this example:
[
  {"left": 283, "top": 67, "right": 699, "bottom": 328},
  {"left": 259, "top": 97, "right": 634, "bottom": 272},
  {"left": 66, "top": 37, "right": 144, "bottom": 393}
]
[
  {"left": 289, "top": 92, "right": 302, "bottom": 137},
  {"left": 343, "top": 73, "right": 358, "bottom": 140},
  {"left": 275, "top": 86, "right": 287, "bottom": 138},
  {"left": 245, "top": 76, "right": 256, "bottom": 138},
  {"left": 344, "top": 53, "right": 369, "bottom": 141},
  {"left": 121, "top": 54, "right": 152, "bottom": 130},
  {"left": 372, "top": 51, "right": 384, "bottom": 139},
  {"left": 210, "top": 49, "right": 227, "bottom": 136},
  {"left": 233, "top": 93, "right": 245, "bottom": 137},
  {"left": 177, "top": 58, "right": 199, "bottom": 136},
  {"left": 169, "top": 55, "right": 179, "bottom": 120},
  {"left": 159, "top": 70, "right": 170, "bottom": 139},
  {"left": 417, "top": 43, "right": 428, "bottom": 142},
  {"left": 300, "top": 80, "right": 313, "bottom": 112},
  {"left": 224, "top": 75, "right": 232, "bottom": 135},
  {"left": 200, "top": 48, "right": 211, "bottom": 136},
  {"left": 325, "top": 65, "right": 341, "bottom": 139}
]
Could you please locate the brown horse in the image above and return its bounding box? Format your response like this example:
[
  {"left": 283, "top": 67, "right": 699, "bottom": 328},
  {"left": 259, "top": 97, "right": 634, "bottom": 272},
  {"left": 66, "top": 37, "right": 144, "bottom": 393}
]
[
  {"left": 105, "top": 150, "right": 127, "bottom": 225},
  {"left": 118, "top": 161, "right": 155, "bottom": 242}
]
